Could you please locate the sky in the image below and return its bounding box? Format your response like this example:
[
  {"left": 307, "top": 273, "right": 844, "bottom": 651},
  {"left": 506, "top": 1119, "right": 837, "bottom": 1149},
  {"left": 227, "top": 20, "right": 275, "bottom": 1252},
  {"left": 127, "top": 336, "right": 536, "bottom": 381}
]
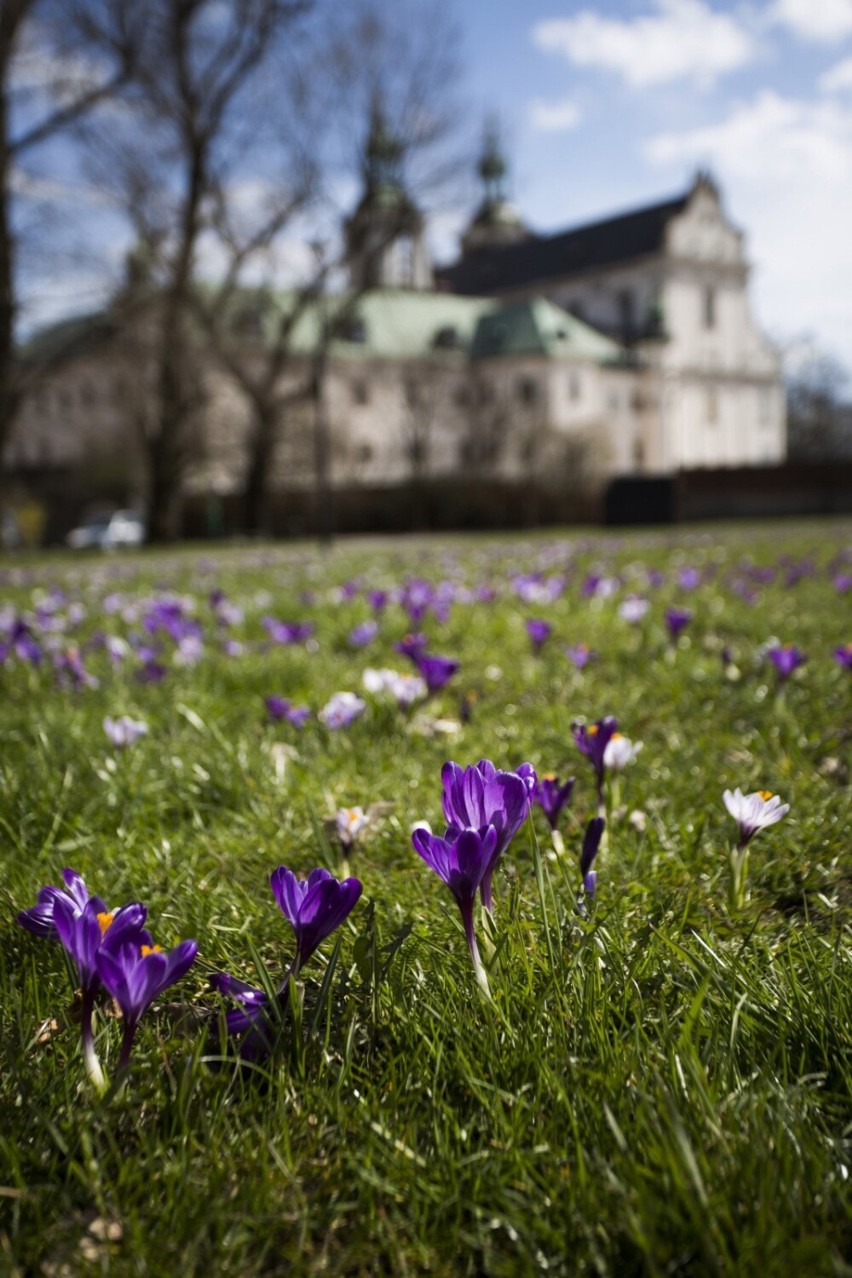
[
  {"left": 15, "top": 0, "right": 852, "bottom": 381},
  {"left": 439, "top": 0, "right": 852, "bottom": 378}
]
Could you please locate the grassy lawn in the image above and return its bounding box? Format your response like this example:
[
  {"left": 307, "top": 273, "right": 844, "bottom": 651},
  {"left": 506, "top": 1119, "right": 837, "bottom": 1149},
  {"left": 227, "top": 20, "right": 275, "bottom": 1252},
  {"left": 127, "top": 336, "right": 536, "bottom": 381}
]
[{"left": 1, "top": 519, "right": 850, "bottom": 1276}]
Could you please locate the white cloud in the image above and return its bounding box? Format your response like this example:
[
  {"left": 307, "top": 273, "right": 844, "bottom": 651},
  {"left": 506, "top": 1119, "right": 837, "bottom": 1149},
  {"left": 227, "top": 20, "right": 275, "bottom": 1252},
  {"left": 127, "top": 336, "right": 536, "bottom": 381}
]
[
  {"left": 531, "top": 0, "right": 755, "bottom": 90},
  {"left": 529, "top": 98, "right": 583, "bottom": 133},
  {"left": 770, "top": 0, "right": 852, "bottom": 43},
  {"left": 645, "top": 90, "right": 852, "bottom": 368},
  {"left": 820, "top": 56, "right": 852, "bottom": 93},
  {"left": 645, "top": 90, "right": 852, "bottom": 181}
]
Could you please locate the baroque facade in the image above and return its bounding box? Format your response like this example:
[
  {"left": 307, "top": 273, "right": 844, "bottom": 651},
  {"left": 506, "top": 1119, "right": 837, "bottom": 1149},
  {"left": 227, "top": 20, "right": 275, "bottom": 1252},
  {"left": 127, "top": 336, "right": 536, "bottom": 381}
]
[{"left": 3, "top": 119, "right": 786, "bottom": 529}]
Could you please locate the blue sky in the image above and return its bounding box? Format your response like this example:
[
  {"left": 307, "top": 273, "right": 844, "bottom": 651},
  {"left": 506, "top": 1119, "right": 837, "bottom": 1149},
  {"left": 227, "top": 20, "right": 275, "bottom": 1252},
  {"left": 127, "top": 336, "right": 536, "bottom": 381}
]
[
  {"left": 16, "top": 0, "right": 852, "bottom": 380},
  {"left": 438, "top": 0, "right": 852, "bottom": 377}
]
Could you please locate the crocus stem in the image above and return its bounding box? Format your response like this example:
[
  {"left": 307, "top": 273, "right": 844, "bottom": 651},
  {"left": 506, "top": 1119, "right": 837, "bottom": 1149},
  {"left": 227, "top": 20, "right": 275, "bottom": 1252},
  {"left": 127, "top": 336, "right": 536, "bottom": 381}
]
[
  {"left": 480, "top": 903, "right": 497, "bottom": 960},
  {"left": 462, "top": 902, "right": 490, "bottom": 998},
  {"left": 480, "top": 871, "right": 495, "bottom": 913},
  {"left": 117, "top": 1020, "right": 137, "bottom": 1073},
  {"left": 550, "top": 828, "right": 566, "bottom": 858},
  {"left": 81, "top": 987, "right": 106, "bottom": 1093},
  {"left": 729, "top": 843, "right": 750, "bottom": 912},
  {"left": 275, "top": 957, "right": 299, "bottom": 1002}
]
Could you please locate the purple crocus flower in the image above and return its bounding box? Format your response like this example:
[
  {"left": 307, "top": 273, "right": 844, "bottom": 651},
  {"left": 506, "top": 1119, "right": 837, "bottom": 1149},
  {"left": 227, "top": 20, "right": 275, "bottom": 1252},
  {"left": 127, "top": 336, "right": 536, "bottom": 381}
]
[
  {"left": 17, "top": 868, "right": 100, "bottom": 939},
  {"left": 767, "top": 643, "right": 807, "bottom": 683},
  {"left": 394, "top": 632, "right": 429, "bottom": 660},
  {"left": 54, "top": 896, "right": 150, "bottom": 1087},
  {"left": 579, "top": 816, "right": 605, "bottom": 899},
  {"left": 1, "top": 618, "right": 42, "bottom": 665},
  {"left": 270, "top": 865, "right": 363, "bottom": 970},
  {"left": 208, "top": 972, "right": 270, "bottom": 1036},
  {"left": 263, "top": 618, "right": 315, "bottom": 645},
  {"left": 348, "top": 620, "right": 379, "bottom": 648},
  {"left": 265, "top": 695, "right": 311, "bottom": 728},
  {"left": 533, "top": 773, "right": 575, "bottom": 831},
  {"left": 96, "top": 931, "right": 198, "bottom": 1072},
  {"left": 136, "top": 659, "right": 167, "bottom": 684},
  {"left": 525, "top": 618, "right": 552, "bottom": 654},
  {"left": 573, "top": 716, "right": 619, "bottom": 794},
  {"left": 54, "top": 648, "right": 98, "bottom": 690},
  {"left": 212, "top": 866, "right": 362, "bottom": 1053},
  {"left": 440, "top": 759, "right": 534, "bottom": 909},
  {"left": 368, "top": 590, "right": 388, "bottom": 613},
  {"left": 565, "top": 643, "right": 594, "bottom": 669},
  {"left": 411, "top": 825, "right": 496, "bottom": 994},
  {"left": 400, "top": 579, "right": 433, "bottom": 625},
  {"left": 835, "top": 643, "right": 852, "bottom": 670},
  {"left": 665, "top": 607, "right": 693, "bottom": 642},
  {"left": 678, "top": 566, "right": 701, "bottom": 590},
  {"left": 415, "top": 653, "right": 460, "bottom": 696},
  {"left": 53, "top": 896, "right": 149, "bottom": 998}
]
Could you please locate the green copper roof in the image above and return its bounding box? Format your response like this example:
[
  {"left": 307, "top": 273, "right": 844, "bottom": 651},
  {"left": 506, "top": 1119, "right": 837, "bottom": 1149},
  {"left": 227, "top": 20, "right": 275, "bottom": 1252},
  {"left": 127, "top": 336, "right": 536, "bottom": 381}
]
[
  {"left": 470, "top": 297, "right": 622, "bottom": 362},
  {"left": 21, "top": 288, "right": 624, "bottom": 372},
  {"left": 281, "top": 290, "right": 499, "bottom": 361}
]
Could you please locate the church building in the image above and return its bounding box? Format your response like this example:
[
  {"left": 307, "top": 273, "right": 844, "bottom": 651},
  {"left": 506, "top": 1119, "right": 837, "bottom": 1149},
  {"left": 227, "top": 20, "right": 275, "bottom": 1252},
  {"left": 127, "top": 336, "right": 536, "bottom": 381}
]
[{"left": 3, "top": 112, "right": 786, "bottom": 534}]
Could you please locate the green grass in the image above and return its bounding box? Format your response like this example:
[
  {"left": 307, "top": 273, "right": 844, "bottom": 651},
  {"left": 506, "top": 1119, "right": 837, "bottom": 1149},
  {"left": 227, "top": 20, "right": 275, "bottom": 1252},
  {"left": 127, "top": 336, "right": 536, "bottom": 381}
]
[{"left": 1, "top": 520, "right": 850, "bottom": 1276}]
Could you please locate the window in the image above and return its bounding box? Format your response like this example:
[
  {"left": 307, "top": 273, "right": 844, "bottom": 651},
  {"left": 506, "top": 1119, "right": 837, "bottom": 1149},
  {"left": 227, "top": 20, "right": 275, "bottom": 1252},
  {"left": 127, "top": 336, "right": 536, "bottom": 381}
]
[
  {"left": 433, "top": 326, "right": 461, "bottom": 350},
  {"left": 334, "top": 315, "right": 367, "bottom": 343},
  {"left": 703, "top": 285, "right": 716, "bottom": 330},
  {"left": 396, "top": 235, "right": 414, "bottom": 286},
  {"left": 516, "top": 377, "right": 537, "bottom": 406},
  {"left": 453, "top": 384, "right": 470, "bottom": 408},
  {"left": 352, "top": 380, "right": 370, "bottom": 406},
  {"left": 617, "top": 290, "right": 635, "bottom": 340},
  {"left": 568, "top": 371, "right": 581, "bottom": 402},
  {"left": 356, "top": 443, "right": 373, "bottom": 464}
]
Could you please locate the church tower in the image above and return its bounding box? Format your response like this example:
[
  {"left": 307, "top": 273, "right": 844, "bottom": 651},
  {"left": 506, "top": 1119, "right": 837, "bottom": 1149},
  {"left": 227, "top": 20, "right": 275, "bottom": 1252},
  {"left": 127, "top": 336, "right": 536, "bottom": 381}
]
[
  {"left": 461, "top": 120, "right": 529, "bottom": 255},
  {"left": 344, "top": 98, "right": 432, "bottom": 291}
]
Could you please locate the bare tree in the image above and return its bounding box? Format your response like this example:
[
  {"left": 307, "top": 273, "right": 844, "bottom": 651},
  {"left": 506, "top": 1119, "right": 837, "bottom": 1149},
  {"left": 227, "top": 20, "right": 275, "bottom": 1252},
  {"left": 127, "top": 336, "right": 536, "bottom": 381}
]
[
  {"left": 85, "top": 0, "right": 311, "bottom": 540},
  {"left": 0, "top": 0, "right": 134, "bottom": 484},
  {"left": 460, "top": 374, "right": 511, "bottom": 474},
  {"left": 401, "top": 367, "right": 441, "bottom": 483},
  {"left": 191, "top": 0, "right": 466, "bottom": 538},
  {"left": 786, "top": 344, "right": 851, "bottom": 462}
]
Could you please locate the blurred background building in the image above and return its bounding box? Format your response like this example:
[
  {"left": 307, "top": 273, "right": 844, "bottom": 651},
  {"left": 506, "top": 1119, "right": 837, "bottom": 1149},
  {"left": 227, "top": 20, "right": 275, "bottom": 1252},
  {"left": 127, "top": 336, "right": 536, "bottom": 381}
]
[{"left": 2, "top": 120, "right": 786, "bottom": 541}]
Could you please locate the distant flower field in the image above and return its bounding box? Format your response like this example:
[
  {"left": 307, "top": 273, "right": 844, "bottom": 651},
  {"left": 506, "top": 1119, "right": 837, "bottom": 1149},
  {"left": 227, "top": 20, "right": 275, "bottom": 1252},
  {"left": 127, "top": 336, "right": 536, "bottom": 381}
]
[{"left": 1, "top": 521, "right": 850, "bottom": 1275}]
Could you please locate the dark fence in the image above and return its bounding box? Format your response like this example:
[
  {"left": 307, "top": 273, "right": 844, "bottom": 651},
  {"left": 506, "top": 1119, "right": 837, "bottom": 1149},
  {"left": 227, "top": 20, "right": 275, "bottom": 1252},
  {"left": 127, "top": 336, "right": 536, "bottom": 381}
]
[
  {"left": 605, "top": 463, "right": 852, "bottom": 526},
  {"left": 10, "top": 461, "right": 852, "bottom": 544},
  {"left": 181, "top": 480, "right": 603, "bottom": 539}
]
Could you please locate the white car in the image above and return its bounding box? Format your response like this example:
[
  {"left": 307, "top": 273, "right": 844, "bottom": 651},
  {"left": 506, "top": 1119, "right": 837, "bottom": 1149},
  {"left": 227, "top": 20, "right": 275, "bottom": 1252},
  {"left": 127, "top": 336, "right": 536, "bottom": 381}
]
[{"left": 66, "top": 510, "right": 146, "bottom": 550}]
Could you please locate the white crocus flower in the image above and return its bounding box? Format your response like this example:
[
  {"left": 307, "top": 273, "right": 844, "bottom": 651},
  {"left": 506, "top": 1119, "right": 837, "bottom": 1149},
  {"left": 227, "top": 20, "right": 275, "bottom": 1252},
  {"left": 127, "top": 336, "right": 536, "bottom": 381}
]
[
  {"left": 603, "top": 734, "right": 643, "bottom": 771},
  {"left": 723, "top": 788, "right": 789, "bottom": 847}
]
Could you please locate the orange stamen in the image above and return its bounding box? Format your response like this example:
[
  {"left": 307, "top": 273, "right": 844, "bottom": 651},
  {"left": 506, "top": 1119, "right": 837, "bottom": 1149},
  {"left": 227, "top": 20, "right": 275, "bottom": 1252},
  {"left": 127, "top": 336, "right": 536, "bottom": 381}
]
[
  {"left": 757, "top": 790, "right": 774, "bottom": 801},
  {"left": 140, "top": 944, "right": 162, "bottom": 957},
  {"left": 97, "top": 911, "right": 114, "bottom": 936}
]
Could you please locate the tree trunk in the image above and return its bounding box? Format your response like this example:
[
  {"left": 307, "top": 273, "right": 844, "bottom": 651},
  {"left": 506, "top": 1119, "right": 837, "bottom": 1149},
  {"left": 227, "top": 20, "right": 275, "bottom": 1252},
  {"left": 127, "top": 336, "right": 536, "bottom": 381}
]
[
  {"left": 0, "top": 40, "right": 20, "bottom": 479},
  {"left": 242, "top": 404, "right": 277, "bottom": 536}
]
